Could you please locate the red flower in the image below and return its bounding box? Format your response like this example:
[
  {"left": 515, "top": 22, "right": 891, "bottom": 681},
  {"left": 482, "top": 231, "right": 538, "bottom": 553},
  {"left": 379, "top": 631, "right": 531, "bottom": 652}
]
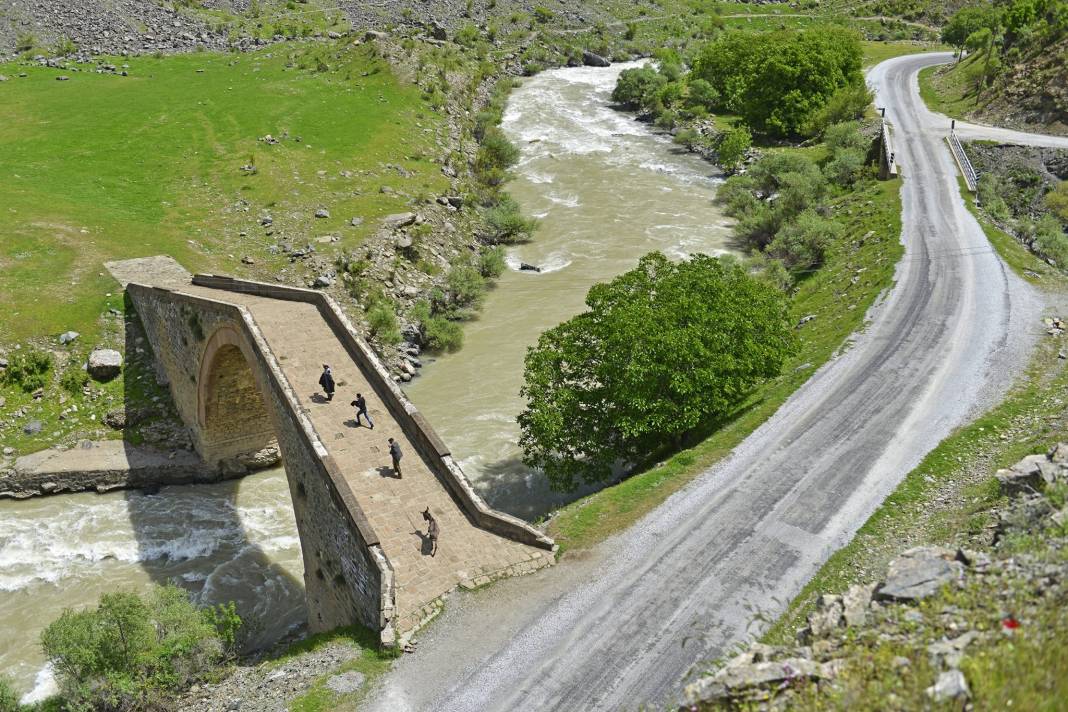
[{"left": 1002, "top": 617, "right": 1020, "bottom": 630}]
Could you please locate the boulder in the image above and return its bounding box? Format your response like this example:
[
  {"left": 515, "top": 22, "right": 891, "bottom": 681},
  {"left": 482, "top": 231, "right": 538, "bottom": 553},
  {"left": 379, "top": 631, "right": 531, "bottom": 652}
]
[
  {"left": 326, "top": 671, "right": 365, "bottom": 694},
  {"left": 313, "top": 275, "right": 333, "bottom": 288},
  {"left": 926, "top": 669, "right": 970, "bottom": 701},
  {"left": 87, "top": 348, "right": 123, "bottom": 381},
  {"left": 875, "top": 547, "right": 963, "bottom": 602},
  {"left": 842, "top": 583, "right": 876, "bottom": 627},
  {"left": 582, "top": 50, "right": 610, "bottom": 67},
  {"left": 807, "top": 594, "right": 844, "bottom": 639},
  {"left": 103, "top": 409, "right": 127, "bottom": 430},
  {"left": 684, "top": 652, "right": 828, "bottom": 705},
  {"left": 59, "top": 331, "right": 80, "bottom": 344},
  {"left": 519, "top": 262, "right": 542, "bottom": 272},
  {"left": 927, "top": 631, "right": 978, "bottom": 669},
  {"left": 23, "top": 420, "right": 44, "bottom": 435},
  {"left": 314, "top": 207, "right": 330, "bottom": 218},
  {"left": 382, "top": 212, "right": 417, "bottom": 229}
]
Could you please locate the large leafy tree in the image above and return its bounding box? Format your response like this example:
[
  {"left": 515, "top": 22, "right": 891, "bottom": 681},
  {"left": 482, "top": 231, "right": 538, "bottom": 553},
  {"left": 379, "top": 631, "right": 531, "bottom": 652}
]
[
  {"left": 692, "top": 26, "right": 864, "bottom": 137},
  {"left": 518, "top": 252, "right": 796, "bottom": 491}
]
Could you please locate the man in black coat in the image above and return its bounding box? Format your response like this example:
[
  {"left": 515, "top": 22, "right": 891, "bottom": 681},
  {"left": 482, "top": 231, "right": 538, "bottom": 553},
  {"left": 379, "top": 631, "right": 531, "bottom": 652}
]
[{"left": 318, "top": 364, "right": 335, "bottom": 401}]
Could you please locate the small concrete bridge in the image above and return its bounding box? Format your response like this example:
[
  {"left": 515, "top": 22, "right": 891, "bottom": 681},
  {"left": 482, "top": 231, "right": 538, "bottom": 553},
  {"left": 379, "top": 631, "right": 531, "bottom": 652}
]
[{"left": 108, "top": 256, "right": 554, "bottom": 644}]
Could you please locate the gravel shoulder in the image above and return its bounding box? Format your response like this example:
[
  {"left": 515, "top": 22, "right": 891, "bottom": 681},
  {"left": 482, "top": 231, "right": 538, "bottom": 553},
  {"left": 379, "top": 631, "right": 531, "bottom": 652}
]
[{"left": 363, "top": 52, "right": 1048, "bottom": 712}]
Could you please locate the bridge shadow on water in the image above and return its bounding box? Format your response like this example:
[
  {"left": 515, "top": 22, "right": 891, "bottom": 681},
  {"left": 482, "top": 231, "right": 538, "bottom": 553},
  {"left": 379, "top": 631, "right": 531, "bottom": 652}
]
[
  {"left": 120, "top": 305, "right": 308, "bottom": 654},
  {"left": 474, "top": 455, "right": 610, "bottom": 522}
]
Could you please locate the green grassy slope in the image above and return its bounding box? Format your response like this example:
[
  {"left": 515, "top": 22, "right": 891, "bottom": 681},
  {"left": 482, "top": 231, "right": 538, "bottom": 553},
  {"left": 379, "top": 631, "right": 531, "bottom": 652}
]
[{"left": 0, "top": 41, "right": 448, "bottom": 344}]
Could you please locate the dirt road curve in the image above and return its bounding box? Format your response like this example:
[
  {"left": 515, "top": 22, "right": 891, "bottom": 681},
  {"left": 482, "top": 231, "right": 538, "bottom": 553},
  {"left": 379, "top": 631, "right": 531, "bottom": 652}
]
[{"left": 366, "top": 53, "right": 1054, "bottom": 711}]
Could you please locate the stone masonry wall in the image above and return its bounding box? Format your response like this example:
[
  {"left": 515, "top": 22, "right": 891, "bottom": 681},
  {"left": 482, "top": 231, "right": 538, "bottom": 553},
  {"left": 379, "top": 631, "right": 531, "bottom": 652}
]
[
  {"left": 190, "top": 274, "right": 555, "bottom": 552},
  {"left": 127, "top": 284, "right": 394, "bottom": 641}
]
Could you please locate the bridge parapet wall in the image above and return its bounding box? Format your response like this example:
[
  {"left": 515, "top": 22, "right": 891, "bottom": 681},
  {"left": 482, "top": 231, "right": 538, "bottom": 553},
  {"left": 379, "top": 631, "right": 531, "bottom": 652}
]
[
  {"left": 190, "top": 274, "right": 555, "bottom": 552},
  {"left": 127, "top": 283, "right": 396, "bottom": 643}
]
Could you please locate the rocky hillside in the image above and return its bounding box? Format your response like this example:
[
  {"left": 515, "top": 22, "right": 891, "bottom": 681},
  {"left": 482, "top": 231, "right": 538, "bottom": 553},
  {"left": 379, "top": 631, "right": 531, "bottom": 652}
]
[
  {"left": 0, "top": 0, "right": 625, "bottom": 57},
  {"left": 684, "top": 445, "right": 1068, "bottom": 710},
  {"left": 926, "top": 0, "right": 1068, "bottom": 135}
]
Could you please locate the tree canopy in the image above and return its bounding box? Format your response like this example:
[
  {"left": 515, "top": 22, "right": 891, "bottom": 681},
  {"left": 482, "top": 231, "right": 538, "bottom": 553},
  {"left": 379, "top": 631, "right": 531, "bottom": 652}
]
[
  {"left": 518, "top": 252, "right": 796, "bottom": 491},
  {"left": 691, "top": 26, "right": 865, "bottom": 137}
]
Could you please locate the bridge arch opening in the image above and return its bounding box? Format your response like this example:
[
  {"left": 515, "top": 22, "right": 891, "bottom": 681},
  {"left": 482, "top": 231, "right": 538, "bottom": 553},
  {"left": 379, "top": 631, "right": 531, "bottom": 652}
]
[{"left": 196, "top": 325, "right": 277, "bottom": 466}]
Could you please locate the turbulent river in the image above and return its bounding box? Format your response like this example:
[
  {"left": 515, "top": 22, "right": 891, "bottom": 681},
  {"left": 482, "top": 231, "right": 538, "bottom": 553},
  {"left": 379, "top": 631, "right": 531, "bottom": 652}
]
[{"left": 0, "top": 61, "right": 733, "bottom": 701}]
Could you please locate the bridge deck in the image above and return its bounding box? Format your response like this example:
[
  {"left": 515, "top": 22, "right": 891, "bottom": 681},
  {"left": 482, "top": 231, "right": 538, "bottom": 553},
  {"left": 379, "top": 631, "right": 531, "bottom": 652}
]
[{"left": 178, "top": 283, "right": 550, "bottom": 634}]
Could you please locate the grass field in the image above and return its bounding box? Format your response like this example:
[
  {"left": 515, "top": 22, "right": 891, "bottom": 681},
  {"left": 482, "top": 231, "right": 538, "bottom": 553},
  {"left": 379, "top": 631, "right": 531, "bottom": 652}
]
[
  {"left": 0, "top": 40, "right": 448, "bottom": 345},
  {"left": 547, "top": 178, "right": 905, "bottom": 552},
  {"left": 918, "top": 54, "right": 983, "bottom": 120}
]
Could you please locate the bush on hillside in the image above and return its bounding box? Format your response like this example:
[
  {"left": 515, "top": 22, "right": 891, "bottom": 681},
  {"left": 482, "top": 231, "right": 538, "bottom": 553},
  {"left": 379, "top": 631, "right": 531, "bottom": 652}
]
[
  {"left": 1033, "top": 213, "right": 1068, "bottom": 267},
  {"left": 716, "top": 125, "right": 752, "bottom": 172},
  {"left": 768, "top": 209, "right": 842, "bottom": 269},
  {"left": 611, "top": 65, "right": 668, "bottom": 112},
  {"left": 367, "top": 301, "right": 402, "bottom": 345},
  {"left": 0, "top": 677, "right": 21, "bottom": 712},
  {"left": 478, "top": 246, "right": 507, "bottom": 279},
  {"left": 802, "top": 82, "right": 873, "bottom": 138},
  {"left": 518, "top": 252, "right": 796, "bottom": 491},
  {"left": 482, "top": 196, "right": 538, "bottom": 244},
  {"left": 2, "top": 350, "right": 52, "bottom": 393},
  {"left": 41, "top": 585, "right": 241, "bottom": 710},
  {"left": 1046, "top": 181, "right": 1068, "bottom": 223}
]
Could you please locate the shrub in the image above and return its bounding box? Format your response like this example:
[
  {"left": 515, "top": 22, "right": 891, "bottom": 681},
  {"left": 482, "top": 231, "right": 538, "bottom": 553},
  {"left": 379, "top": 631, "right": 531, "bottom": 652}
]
[
  {"left": 1045, "top": 181, "right": 1068, "bottom": 223},
  {"left": 474, "top": 129, "right": 520, "bottom": 185},
  {"left": 611, "top": 65, "right": 667, "bottom": 112},
  {"left": 446, "top": 263, "right": 487, "bottom": 308},
  {"left": 1033, "top": 214, "right": 1068, "bottom": 267},
  {"left": 15, "top": 32, "right": 36, "bottom": 53},
  {"left": 822, "top": 121, "right": 868, "bottom": 152},
  {"left": 483, "top": 196, "right": 538, "bottom": 244},
  {"left": 768, "top": 209, "right": 842, "bottom": 269},
  {"left": 367, "top": 302, "right": 402, "bottom": 344},
  {"left": 60, "top": 365, "right": 88, "bottom": 395},
  {"left": 533, "top": 6, "right": 554, "bottom": 23},
  {"left": 478, "top": 246, "right": 507, "bottom": 278},
  {"left": 41, "top": 585, "right": 238, "bottom": 709},
  {"left": 824, "top": 147, "right": 867, "bottom": 187},
  {"left": 802, "top": 82, "right": 873, "bottom": 137},
  {"left": 686, "top": 78, "right": 720, "bottom": 110},
  {"left": 2, "top": 350, "right": 52, "bottom": 393},
  {"left": 0, "top": 677, "right": 21, "bottom": 712},
  {"left": 454, "top": 23, "right": 480, "bottom": 47},
  {"left": 716, "top": 125, "right": 752, "bottom": 172},
  {"left": 978, "top": 173, "right": 1011, "bottom": 221},
  {"left": 53, "top": 36, "right": 77, "bottom": 57},
  {"left": 424, "top": 315, "right": 464, "bottom": 352}
]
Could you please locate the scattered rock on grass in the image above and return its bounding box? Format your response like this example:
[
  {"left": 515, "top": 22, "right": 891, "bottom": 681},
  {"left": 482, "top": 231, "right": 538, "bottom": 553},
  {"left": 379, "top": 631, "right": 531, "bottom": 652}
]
[{"left": 87, "top": 348, "right": 123, "bottom": 381}]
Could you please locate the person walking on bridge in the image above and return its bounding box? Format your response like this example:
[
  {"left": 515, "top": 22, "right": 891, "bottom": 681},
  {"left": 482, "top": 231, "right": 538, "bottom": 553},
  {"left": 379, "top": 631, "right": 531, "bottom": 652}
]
[
  {"left": 351, "top": 392, "right": 374, "bottom": 429},
  {"left": 388, "top": 437, "right": 403, "bottom": 478},
  {"left": 318, "top": 364, "right": 335, "bottom": 402}
]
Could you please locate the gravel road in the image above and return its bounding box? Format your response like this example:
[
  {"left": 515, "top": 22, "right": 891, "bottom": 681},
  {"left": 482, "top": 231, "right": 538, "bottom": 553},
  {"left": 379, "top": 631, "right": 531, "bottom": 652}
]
[{"left": 365, "top": 53, "right": 1055, "bottom": 711}]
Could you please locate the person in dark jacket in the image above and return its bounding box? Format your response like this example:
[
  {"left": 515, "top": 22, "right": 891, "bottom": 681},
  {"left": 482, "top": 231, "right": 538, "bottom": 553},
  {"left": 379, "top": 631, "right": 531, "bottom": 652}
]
[
  {"left": 318, "top": 364, "right": 335, "bottom": 401},
  {"left": 388, "top": 437, "right": 402, "bottom": 478},
  {"left": 350, "top": 392, "right": 374, "bottom": 429},
  {"left": 422, "top": 507, "right": 439, "bottom": 557}
]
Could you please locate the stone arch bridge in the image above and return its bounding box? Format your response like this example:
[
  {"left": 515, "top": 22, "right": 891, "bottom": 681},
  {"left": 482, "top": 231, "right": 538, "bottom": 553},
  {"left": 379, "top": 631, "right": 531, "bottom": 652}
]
[{"left": 108, "top": 257, "right": 554, "bottom": 644}]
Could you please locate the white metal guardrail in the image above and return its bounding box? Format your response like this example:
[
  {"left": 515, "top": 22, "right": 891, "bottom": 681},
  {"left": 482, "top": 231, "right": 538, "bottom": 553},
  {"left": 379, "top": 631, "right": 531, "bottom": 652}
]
[{"left": 947, "top": 131, "right": 978, "bottom": 192}]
